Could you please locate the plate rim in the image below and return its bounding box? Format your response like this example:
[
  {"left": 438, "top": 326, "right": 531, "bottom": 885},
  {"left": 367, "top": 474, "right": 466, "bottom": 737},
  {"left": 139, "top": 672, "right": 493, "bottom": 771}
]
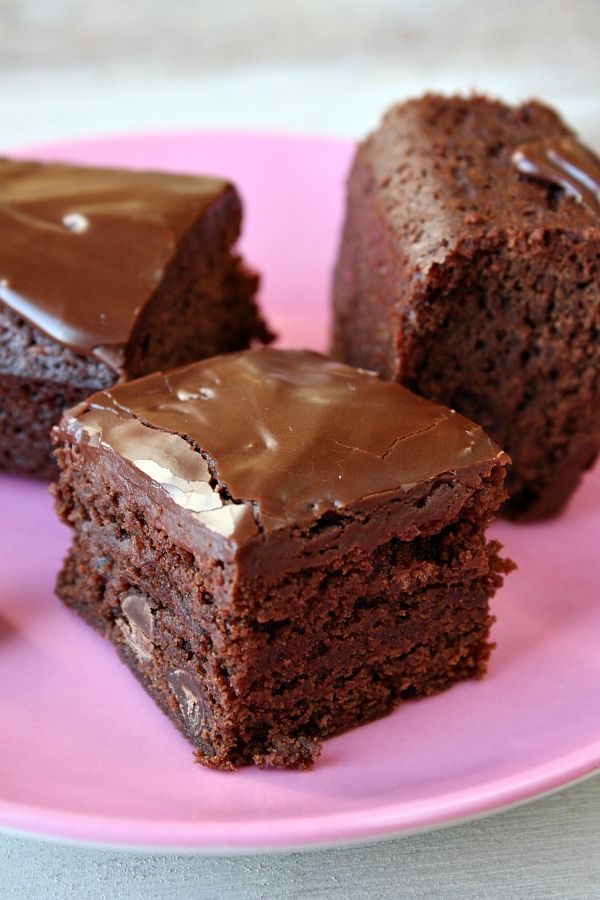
[
  {"left": 1, "top": 755, "right": 598, "bottom": 854},
  {"left": 2, "top": 128, "right": 599, "bottom": 854}
]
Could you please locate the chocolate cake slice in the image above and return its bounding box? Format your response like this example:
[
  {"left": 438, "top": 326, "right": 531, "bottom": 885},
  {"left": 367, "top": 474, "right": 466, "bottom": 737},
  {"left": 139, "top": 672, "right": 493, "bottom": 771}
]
[
  {"left": 0, "top": 157, "right": 272, "bottom": 479},
  {"left": 53, "top": 348, "right": 512, "bottom": 769},
  {"left": 333, "top": 94, "right": 600, "bottom": 519}
]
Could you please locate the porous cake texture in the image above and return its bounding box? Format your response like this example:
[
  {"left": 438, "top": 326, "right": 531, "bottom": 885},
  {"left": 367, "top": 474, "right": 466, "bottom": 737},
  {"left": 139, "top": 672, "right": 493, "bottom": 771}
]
[
  {"left": 53, "top": 348, "right": 512, "bottom": 769},
  {"left": 333, "top": 94, "right": 600, "bottom": 519}
]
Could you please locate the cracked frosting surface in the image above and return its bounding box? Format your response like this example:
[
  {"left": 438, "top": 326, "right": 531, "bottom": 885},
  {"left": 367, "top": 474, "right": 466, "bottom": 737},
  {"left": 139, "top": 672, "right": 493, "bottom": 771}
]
[
  {"left": 59, "top": 348, "right": 506, "bottom": 538},
  {"left": 0, "top": 157, "right": 228, "bottom": 355}
]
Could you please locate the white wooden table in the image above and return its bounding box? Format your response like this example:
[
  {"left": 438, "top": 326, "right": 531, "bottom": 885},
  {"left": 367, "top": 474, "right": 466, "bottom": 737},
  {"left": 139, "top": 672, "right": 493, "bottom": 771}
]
[
  {"left": 1, "top": 777, "right": 599, "bottom": 899},
  {"left": 1, "top": 2, "right": 599, "bottom": 896}
]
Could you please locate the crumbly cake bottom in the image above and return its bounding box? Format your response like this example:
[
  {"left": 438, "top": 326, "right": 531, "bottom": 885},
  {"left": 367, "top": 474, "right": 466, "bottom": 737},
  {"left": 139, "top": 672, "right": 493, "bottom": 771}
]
[{"left": 55, "top": 470, "right": 511, "bottom": 769}]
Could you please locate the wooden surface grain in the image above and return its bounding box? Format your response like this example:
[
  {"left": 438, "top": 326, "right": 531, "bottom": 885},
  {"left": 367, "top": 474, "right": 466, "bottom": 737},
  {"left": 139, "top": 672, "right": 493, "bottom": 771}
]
[
  {"left": 0, "top": 3, "right": 599, "bottom": 897},
  {"left": 1, "top": 775, "right": 599, "bottom": 899}
]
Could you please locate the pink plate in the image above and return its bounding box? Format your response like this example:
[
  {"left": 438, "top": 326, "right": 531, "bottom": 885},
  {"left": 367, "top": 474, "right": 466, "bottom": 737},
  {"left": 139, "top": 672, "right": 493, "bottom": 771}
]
[{"left": 1, "top": 132, "right": 599, "bottom": 852}]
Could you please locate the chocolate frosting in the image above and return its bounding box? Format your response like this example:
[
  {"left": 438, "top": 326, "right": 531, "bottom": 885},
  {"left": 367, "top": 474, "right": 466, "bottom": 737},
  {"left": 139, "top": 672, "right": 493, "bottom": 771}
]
[
  {"left": 512, "top": 136, "right": 600, "bottom": 217},
  {"left": 0, "top": 158, "right": 229, "bottom": 359},
  {"left": 60, "top": 349, "right": 506, "bottom": 543}
]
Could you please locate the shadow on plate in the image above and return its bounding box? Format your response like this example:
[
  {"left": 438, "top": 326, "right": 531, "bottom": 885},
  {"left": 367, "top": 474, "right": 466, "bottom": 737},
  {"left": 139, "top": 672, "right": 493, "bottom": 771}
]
[{"left": 0, "top": 612, "right": 20, "bottom": 647}]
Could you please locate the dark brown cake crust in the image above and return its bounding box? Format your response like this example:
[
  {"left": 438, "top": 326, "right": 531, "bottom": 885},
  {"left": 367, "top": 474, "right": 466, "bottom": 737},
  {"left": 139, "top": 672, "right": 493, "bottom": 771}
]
[
  {"left": 0, "top": 158, "right": 271, "bottom": 479},
  {"left": 0, "top": 305, "right": 115, "bottom": 479},
  {"left": 332, "top": 94, "right": 600, "bottom": 520},
  {"left": 53, "top": 349, "right": 512, "bottom": 769}
]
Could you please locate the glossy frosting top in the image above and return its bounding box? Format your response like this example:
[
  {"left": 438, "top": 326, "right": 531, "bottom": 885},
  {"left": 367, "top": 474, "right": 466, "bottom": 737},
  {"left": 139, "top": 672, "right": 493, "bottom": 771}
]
[
  {"left": 60, "top": 349, "right": 506, "bottom": 543},
  {"left": 512, "top": 136, "right": 600, "bottom": 218},
  {"left": 0, "top": 158, "right": 228, "bottom": 357}
]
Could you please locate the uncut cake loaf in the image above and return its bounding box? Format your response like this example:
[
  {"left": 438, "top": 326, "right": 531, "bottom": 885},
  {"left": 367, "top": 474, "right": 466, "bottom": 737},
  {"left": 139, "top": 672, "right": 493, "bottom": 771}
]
[
  {"left": 0, "top": 158, "right": 272, "bottom": 479},
  {"left": 53, "top": 348, "right": 512, "bottom": 769},
  {"left": 333, "top": 94, "right": 600, "bottom": 519}
]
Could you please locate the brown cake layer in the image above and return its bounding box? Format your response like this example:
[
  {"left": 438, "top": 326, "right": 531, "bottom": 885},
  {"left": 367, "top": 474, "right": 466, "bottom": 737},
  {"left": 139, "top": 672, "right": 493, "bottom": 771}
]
[
  {"left": 332, "top": 94, "right": 600, "bottom": 519},
  {"left": 53, "top": 349, "right": 512, "bottom": 769},
  {"left": 0, "top": 158, "right": 271, "bottom": 479}
]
